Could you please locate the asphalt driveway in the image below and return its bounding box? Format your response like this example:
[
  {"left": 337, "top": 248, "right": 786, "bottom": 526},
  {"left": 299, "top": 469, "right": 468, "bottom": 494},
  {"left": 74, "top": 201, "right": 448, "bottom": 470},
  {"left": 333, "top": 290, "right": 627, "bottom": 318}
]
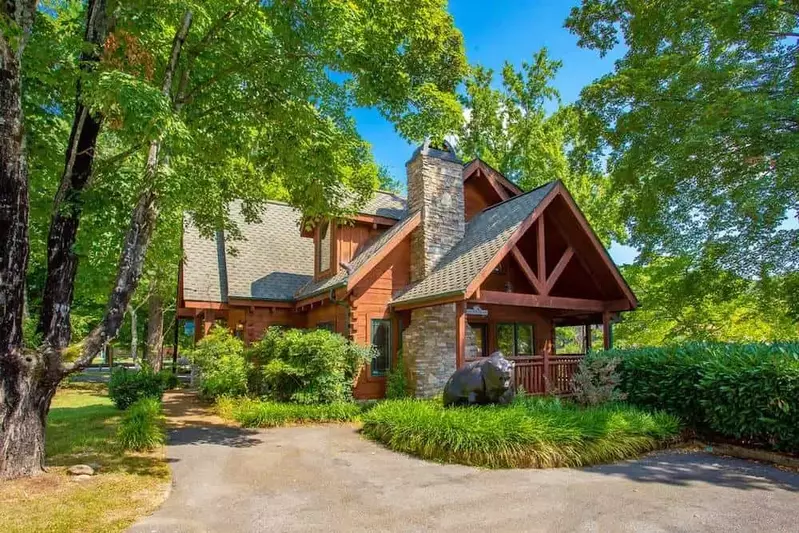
[{"left": 130, "top": 395, "right": 799, "bottom": 533}]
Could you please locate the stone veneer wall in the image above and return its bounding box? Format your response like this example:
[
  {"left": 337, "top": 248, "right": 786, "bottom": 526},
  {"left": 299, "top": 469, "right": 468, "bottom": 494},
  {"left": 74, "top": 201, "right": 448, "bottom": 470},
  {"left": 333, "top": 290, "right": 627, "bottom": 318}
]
[
  {"left": 403, "top": 304, "right": 458, "bottom": 397},
  {"left": 403, "top": 143, "right": 466, "bottom": 397}
]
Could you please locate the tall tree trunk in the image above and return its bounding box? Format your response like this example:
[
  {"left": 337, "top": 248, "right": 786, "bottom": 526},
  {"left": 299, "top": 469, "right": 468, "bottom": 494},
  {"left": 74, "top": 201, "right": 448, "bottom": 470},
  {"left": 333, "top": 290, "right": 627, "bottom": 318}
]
[
  {"left": 146, "top": 293, "right": 164, "bottom": 371},
  {"left": 38, "top": 0, "right": 109, "bottom": 354},
  {"left": 2, "top": 7, "right": 193, "bottom": 479},
  {"left": 1, "top": 0, "right": 43, "bottom": 480},
  {"left": 129, "top": 304, "right": 138, "bottom": 364}
]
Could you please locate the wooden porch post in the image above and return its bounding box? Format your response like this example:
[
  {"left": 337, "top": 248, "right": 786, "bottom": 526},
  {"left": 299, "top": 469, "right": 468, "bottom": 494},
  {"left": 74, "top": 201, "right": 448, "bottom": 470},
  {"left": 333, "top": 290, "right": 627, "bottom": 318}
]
[
  {"left": 584, "top": 323, "right": 592, "bottom": 353},
  {"left": 542, "top": 323, "right": 553, "bottom": 394},
  {"left": 455, "top": 301, "right": 466, "bottom": 369},
  {"left": 602, "top": 311, "right": 612, "bottom": 350}
]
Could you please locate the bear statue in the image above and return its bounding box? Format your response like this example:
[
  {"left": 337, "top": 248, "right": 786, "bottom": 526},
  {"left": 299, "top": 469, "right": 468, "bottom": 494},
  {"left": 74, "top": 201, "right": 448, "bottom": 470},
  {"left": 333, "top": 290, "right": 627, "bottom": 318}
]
[{"left": 442, "top": 351, "right": 515, "bottom": 407}]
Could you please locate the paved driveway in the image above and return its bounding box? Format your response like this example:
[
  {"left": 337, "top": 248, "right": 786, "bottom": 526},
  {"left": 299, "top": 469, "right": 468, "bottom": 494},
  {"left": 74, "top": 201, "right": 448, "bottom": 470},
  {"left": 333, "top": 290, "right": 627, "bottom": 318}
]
[{"left": 130, "top": 395, "right": 799, "bottom": 533}]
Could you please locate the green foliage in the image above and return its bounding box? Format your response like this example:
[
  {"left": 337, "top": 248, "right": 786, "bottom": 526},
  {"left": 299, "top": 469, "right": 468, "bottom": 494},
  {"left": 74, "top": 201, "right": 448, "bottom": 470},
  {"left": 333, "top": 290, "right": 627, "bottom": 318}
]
[
  {"left": 189, "top": 326, "right": 249, "bottom": 399},
  {"left": 385, "top": 350, "right": 409, "bottom": 400},
  {"left": 601, "top": 343, "right": 799, "bottom": 450},
  {"left": 160, "top": 371, "right": 180, "bottom": 391},
  {"left": 216, "top": 397, "right": 366, "bottom": 428},
  {"left": 570, "top": 356, "right": 627, "bottom": 406},
  {"left": 615, "top": 257, "right": 799, "bottom": 348},
  {"left": 362, "top": 396, "right": 679, "bottom": 468},
  {"left": 108, "top": 367, "right": 166, "bottom": 410},
  {"left": 117, "top": 398, "right": 166, "bottom": 452},
  {"left": 457, "top": 49, "right": 623, "bottom": 244},
  {"left": 248, "top": 327, "right": 373, "bottom": 404},
  {"left": 566, "top": 1, "right": 799, "bottom": 276}
]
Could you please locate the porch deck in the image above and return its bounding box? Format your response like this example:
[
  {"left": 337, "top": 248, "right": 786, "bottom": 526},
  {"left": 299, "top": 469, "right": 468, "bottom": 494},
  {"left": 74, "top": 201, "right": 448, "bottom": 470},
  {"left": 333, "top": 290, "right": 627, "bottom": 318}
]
[{"left": 467, "top": 354, "right": 585, "bottom": 395}]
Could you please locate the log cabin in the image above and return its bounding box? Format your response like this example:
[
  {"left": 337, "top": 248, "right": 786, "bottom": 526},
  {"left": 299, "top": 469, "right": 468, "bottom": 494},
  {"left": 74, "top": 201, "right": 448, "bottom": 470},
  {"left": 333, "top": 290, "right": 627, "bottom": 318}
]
[{"left": 178, "top": 141, "right": 638, "bottom": 399}]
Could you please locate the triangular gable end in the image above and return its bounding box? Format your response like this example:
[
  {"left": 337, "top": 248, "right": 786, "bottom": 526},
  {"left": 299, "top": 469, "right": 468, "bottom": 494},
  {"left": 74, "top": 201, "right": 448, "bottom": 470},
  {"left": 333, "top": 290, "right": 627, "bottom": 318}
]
[{"left": 466, "top": 182, "right": 638, "bottom": 310}]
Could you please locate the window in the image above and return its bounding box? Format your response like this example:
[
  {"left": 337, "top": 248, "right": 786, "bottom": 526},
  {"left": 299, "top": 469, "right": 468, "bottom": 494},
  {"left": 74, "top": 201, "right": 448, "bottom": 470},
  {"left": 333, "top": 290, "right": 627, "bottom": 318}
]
[
  {"left": 318, "top": 220, "right": 331, "bottom": 272},
  {"left": 468, "top": 323, "right": 487, "bottom": 358},
  {"left": 370, "top": 319, "right": 391, "bottom": 376},
  {"left": 496, "top": 323, "right": 536, "bottom": 356},
  {"left": 317, "top": 322, "right": 334, "bottom": 332}
]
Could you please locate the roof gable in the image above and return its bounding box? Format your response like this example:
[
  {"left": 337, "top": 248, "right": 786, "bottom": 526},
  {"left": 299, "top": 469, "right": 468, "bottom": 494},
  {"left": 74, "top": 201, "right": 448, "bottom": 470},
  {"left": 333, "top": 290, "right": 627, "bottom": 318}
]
[{"left": 391, "top": 182, "right": 638, "bottom": 310}]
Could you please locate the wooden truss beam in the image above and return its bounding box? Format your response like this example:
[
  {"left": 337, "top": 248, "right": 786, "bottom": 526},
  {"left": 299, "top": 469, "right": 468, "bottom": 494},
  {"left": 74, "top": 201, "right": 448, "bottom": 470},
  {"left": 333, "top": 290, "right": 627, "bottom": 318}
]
[
  {"left": 510, "top": 246, "right": 546, "bottom": 295},
  {"left": 545, "top": 247, "right": 574, "bottom": 294}
]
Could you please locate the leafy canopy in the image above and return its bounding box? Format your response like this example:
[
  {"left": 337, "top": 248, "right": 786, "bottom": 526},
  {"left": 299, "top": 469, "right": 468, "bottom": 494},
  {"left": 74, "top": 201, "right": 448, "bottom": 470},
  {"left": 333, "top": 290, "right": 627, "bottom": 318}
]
[
  {"left": 457, "top": 49, "right": 623, "bottom": 244},
  {"left": 567, "top": 0, "right": 799, "bottom": 275}
]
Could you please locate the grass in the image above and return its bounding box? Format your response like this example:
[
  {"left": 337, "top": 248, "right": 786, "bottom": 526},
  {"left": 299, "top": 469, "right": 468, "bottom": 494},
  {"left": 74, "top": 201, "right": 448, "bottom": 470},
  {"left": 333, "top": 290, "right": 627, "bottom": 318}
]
[
  {"left": 0, "top": 388, "right": 170, "bottom": 533},
  {"left": 216, "top": 396, "right": 367, "bottom": 427},
  {"left": 361, "top": 395, "right": 681, "bottom": 469},
  {"left": 117, "top": 398, "right": 166, "bottom": 451}
]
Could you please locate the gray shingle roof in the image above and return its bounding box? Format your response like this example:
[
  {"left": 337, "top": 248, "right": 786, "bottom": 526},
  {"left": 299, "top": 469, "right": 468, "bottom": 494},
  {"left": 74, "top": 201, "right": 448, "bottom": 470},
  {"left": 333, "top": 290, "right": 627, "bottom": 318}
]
[
  {"left": 391, "top": 182, "right": 557, "bottom": 306},
  {"left": 295, "top": 210, "right": 419, "bottom": 300},
  {"left": 182, "top": 202, "right": 314, "bottom": 303},
  {"left": 183, "top": 192, "right": 408, "bottom": 304},
  {"left": 359, "top": 190, "right": 407, "bottom": 219}
]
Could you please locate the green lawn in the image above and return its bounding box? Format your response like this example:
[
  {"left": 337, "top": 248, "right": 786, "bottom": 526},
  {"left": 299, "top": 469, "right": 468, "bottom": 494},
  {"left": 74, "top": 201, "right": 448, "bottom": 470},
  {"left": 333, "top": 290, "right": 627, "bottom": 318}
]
[
  {"left": 216, "top": 396, "right": 367, "bottom": 427},
  {"left": 0, "top": 388, "right": 169, "bottom": 533},
  {"left": 361, "top": 395, "right": 681, "bottom": 468}
]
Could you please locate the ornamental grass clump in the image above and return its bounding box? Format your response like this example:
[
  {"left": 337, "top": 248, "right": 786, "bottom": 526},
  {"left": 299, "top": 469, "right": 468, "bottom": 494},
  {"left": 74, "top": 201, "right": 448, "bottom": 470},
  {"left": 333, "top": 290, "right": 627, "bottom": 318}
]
[
  {"left": 117, "top": 398, "right": 166, "bottom": 452},
  {"left": 216, "top": 396, "right": 365, "bottom": 428},
  {"left": 361, "top": 396, "right": 679, "bottom": 469}
]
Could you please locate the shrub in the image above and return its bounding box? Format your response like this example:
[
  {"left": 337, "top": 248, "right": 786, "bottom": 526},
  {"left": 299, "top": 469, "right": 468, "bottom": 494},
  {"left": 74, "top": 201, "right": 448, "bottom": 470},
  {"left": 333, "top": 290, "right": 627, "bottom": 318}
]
[
  {"left": 189, "top": 326, "right": 249, "bottom": 398},
  {"left": 108, "top": 366, "right": 165, "bottom": 410},
  {"left": 216, "top": 396, "right": 366, "bottom": 427},
  {"left": 385, "top": 350, "right": 409, "bottom": 399},
  {"left": 361, "top": 396, "right": 679, "bottom": 468},
  {"left": 117, "top": 397, "right": 166, "bottom": 451},
  {"left": 570, "top": 356, "right": 627, "bottom": 406},
  {"left": 248, "top": 327, "right": 373, "bottom": 404},
  {"left": 159, "top": 370, "right": 180, "bottom": 390},
  {"left": 602, "top": 343, "right": 799, "bottom": 451}
]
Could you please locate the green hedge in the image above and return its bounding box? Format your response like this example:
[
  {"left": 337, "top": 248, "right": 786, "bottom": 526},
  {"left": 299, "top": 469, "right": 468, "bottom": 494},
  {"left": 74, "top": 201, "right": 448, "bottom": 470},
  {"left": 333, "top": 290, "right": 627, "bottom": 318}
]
[
  {"left": 599, "top": 343, "right": 799, "bottom": 451},
  {"left": 108, "top": 367, "right": 167, "bottom": 410},
  {"left": 189, "top": 326, "right": 250, "bottom": 398},
  {"left": 361, "top": 396, "right": 679, "bottom": 468}
]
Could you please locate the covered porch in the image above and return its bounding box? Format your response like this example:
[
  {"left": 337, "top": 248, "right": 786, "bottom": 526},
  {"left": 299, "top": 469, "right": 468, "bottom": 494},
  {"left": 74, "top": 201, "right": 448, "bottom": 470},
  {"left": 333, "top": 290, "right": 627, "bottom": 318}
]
[{"left": 455, "top": 293, "right": 619, "bottom": 395}]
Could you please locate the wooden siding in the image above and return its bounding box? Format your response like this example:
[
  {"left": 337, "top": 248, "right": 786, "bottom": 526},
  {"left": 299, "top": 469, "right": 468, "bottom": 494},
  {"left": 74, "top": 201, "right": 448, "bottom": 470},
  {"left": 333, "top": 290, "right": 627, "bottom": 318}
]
[
  {"left": 337, "top": 222, "right": 383, "bottom": 265},
  {"left": 349, "top": 236, "right": 412, "bottom": 399},
  {"left": 464, "top": 175, "right": 504, "bottom": 221}
]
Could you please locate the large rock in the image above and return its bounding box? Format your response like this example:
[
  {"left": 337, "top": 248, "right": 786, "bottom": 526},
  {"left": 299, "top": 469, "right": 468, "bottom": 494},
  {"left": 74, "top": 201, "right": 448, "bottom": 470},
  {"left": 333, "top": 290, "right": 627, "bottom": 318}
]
[
  {"left": 67, "top": 464, "right": 95, "bottom": 476},
  {"left": 442, "top": 351, "right": 515, "bottom": 407}
]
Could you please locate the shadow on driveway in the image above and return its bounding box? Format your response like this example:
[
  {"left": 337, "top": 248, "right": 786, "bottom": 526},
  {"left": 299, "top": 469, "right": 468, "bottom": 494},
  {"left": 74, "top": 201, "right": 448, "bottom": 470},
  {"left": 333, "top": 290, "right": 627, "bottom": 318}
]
[{"left": 587, "top": 450, "right": 799, "bottom": 492}]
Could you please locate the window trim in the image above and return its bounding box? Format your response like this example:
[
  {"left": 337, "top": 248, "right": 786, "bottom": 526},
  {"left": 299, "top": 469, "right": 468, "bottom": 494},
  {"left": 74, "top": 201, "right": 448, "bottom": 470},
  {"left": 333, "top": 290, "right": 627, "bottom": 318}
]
[
  {"left": 316, "top": 220, "right": 335, "bottom": 277},
  {"left": 468, "top": 322, "right": 488, "bottom": 358},
  {"left": 370, "top": 318, "right": 392, "bottom": 378},
  {"left": 496, "top": 322, "right": 536, "bottom": 357}
]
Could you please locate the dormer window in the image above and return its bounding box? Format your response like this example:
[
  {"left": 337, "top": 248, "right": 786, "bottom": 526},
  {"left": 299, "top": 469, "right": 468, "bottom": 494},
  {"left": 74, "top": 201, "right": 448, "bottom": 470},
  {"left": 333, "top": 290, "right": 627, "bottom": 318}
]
[{"left": 318, "top": 220, "right": 331, "bottom": 273}]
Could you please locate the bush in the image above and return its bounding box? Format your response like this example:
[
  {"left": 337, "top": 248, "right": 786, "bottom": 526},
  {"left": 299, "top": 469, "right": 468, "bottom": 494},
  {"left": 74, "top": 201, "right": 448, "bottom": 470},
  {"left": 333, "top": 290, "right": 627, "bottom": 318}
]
[
  {"left": 361, "top": 396, "right": 679, "bottom": 468},
  {"left": 159, "top": 371, "right": 180, "bottom": 390},
  {"left": 385, "top": 350, "right": 409, "bottom": 399},
  {"left": 117, "top": 397, "right": 166, "bottom": 451},
  {"left": 189, "top": 326, "right": 249, "bottom": 398},
  {"left": 247, "top": 327, "right": 373, "bottom": 404},
  {"left": 108, "top": 367, "right": 165, "bottom": 410},
  {"left": 601, "top": 343, "right": 799, "bottom": 451},
  {"left": 216, "top": 396, "right": 366, "bottom": 427},
  {"left": 570, "top": 356, "right": 627, "bottom": 406}
]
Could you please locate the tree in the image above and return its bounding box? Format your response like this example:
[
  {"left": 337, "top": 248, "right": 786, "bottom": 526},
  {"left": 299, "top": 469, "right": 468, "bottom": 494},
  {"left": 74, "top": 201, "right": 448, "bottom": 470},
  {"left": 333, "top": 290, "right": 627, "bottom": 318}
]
[
  {"left": 566, "top": 0, "right": 799, "bottom": 276},
  {"left": 457, "top": 49, "right": 624, "bottom": 244},
  {"left": 1, "top": 0, "right": 467, "bottom": 479},
  {"left": 614, "top": 256, "right": 798, "bottom": 348}
]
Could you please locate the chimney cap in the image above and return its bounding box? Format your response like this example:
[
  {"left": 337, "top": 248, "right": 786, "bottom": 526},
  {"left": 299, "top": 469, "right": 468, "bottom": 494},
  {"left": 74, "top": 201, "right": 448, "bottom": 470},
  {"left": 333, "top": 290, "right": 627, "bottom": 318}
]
[{"left": 407, "top": 137, "right": 461, "bottom": 165}]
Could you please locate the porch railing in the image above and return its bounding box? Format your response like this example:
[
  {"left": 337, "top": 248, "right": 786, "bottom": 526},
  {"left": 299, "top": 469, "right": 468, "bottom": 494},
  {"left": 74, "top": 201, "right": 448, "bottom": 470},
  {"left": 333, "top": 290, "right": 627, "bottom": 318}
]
[{"left": 507, "top": 354, "right": 585, "bottom": 395}]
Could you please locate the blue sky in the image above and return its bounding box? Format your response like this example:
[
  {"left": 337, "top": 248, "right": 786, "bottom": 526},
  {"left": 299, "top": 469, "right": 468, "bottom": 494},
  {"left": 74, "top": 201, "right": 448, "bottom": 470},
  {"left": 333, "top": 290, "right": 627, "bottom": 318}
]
[{"left": 351, "top": 1, "right": 639, "bottom": 264}]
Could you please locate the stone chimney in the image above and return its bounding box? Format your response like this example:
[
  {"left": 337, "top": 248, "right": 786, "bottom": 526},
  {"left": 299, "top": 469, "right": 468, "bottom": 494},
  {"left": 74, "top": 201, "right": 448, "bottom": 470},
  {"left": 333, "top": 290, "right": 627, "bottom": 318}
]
[
  {"left": 402, "top": 140, "right": 465, "bottom": 398},
  {"left": 406, "top": 139, "right": 465, "bottom": 282}
]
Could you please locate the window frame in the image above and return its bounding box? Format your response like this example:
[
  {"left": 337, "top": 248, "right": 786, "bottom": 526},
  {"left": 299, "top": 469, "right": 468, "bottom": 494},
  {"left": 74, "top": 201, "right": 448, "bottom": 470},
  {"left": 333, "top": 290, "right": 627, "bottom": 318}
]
[
  {"left": 316, "top": 220, "right": 334, "bottom": 276},
  {"left": 496, "top": 322, "right": 536, "bottom": 357},
  {"left": 468, "top": 322, "right": 488, "bottom": 358},
  {"left": 370, "top": 318, "right": 392, "bottom": 377}
]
